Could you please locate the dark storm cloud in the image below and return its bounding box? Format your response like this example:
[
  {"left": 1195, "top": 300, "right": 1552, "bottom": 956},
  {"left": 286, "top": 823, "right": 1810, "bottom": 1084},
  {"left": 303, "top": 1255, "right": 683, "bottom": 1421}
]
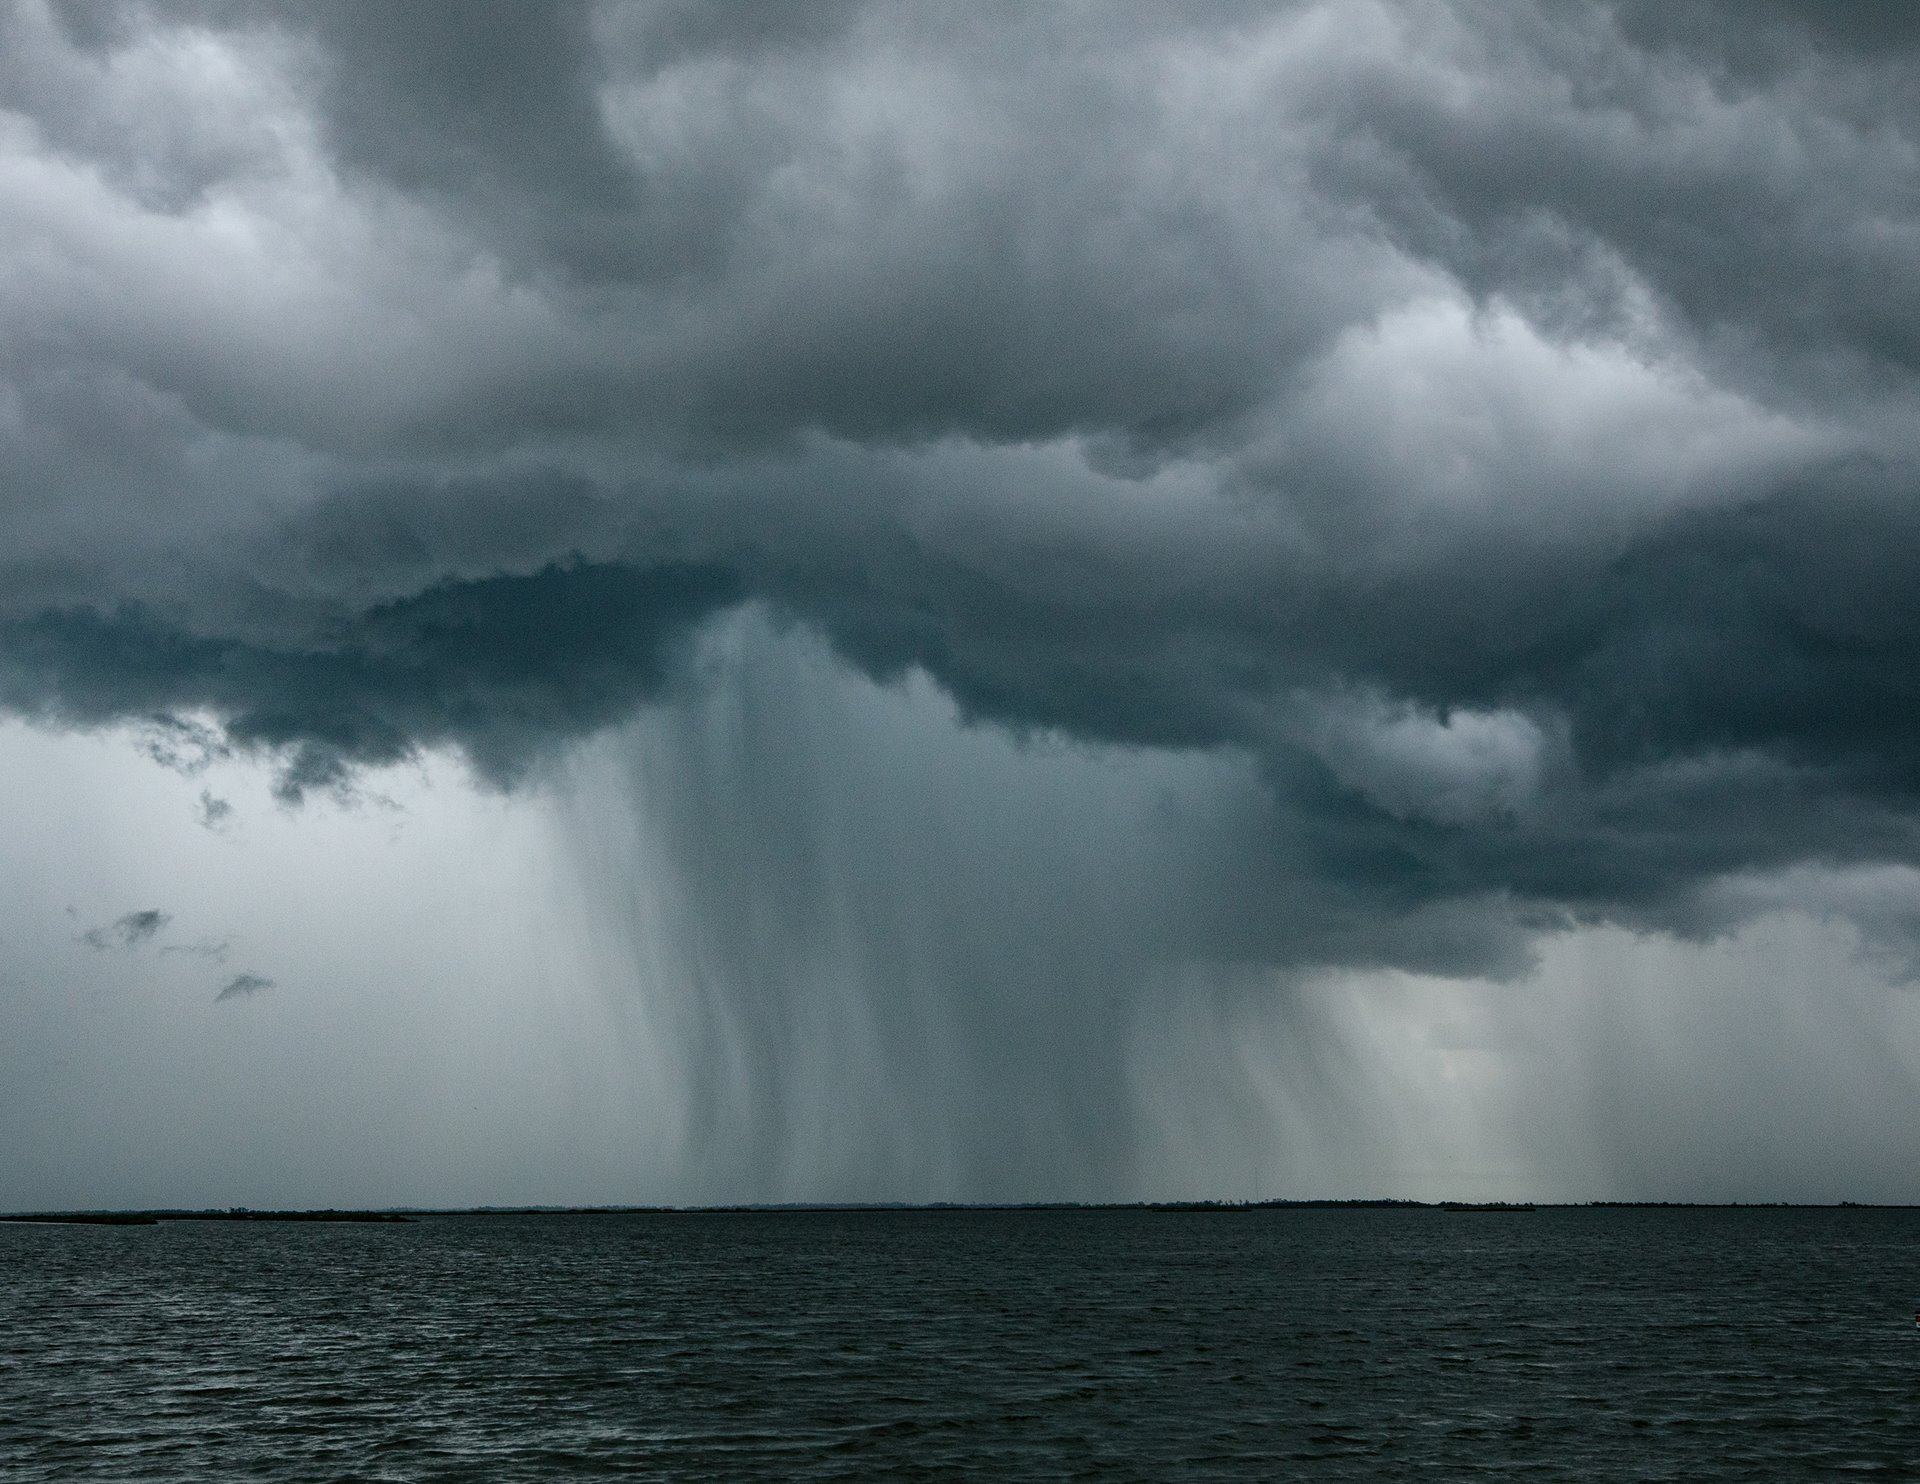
[
  {"left": 4, "top": 0, "right": 1920, "bottom": 973},
  {"left": 1313, "top": 4, "right": 1920, "bottom": 399},
  {"left": 80, "top": 909, "right": 170, "bottom": 951},
  {"left": 1, "top": 560, "right": 741, "bottom": 797}
]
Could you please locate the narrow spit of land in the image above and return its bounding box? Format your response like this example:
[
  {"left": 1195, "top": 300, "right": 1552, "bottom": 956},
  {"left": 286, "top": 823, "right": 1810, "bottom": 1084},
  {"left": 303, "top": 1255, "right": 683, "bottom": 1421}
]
[{"left": 0, "top": 1210, "right": 417, "bottom": 1226}]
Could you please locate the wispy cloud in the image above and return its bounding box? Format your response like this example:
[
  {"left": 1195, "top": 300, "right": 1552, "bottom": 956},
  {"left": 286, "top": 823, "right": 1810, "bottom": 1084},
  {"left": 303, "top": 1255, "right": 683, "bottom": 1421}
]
[
  {"left": 215, "top": 972, "right": 274, "bottom": 1003},
  {"left": 79, "top": 909, "right": 170, "bottom": 951},
  {"left": 194, "top": 790, "right": 234, "bottom": 831},
  {"left": 134, "top": 716, "right": 232, "bottom": 777},
  {"left": 162, "top": 937, "right": 231, "bottom": 964}
]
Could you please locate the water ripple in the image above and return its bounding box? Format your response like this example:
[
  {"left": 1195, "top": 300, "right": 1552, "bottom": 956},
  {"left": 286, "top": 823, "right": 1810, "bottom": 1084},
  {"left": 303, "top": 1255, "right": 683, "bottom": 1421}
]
[{"left": 2, "top": 1208, "right": 1918, "bottom": 1479}]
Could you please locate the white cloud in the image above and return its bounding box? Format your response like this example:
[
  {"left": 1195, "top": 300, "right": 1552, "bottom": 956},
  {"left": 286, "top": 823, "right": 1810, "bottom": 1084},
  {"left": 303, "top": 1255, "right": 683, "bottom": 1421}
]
[{"left": 1287, "top": 686, "right": 1550, "bottom": 826}]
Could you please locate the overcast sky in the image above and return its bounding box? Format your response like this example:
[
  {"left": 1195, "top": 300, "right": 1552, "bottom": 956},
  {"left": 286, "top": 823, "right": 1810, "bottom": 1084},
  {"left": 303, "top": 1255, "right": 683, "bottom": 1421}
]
[{"left": 4, "top": 0, "right": 1920, "bottom": 1208}]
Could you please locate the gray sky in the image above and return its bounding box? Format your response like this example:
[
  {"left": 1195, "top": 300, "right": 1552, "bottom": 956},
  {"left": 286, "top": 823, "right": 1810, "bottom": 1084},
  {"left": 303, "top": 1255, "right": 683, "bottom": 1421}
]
[{"left": 3, "top": 0, "right": 1919, "bottom": 1207}]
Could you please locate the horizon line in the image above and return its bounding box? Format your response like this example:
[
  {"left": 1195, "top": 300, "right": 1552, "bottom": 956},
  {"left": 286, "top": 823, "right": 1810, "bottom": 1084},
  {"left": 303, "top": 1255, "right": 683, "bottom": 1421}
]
[{"left": 6, "top": 1198, "right": 1918, "bottom": 1224}]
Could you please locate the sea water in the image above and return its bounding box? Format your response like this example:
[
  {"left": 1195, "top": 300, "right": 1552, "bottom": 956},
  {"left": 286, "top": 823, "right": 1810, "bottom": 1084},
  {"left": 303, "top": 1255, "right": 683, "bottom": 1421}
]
[{"left": 2, "top": 1206, "right": 1914, "bottom": 1480}]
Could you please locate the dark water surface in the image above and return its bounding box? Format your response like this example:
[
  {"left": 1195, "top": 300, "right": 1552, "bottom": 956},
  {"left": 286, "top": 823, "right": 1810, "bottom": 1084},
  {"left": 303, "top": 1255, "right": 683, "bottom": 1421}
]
[{"left": 2, "top": 1207, "right": 1915, "bottom": 1480}]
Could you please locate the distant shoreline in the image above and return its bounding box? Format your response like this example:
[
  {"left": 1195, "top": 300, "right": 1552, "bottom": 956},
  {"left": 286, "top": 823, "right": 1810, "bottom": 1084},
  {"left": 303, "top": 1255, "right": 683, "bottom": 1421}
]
[
  {"left": 0, "top": 1210, "right": 417, "bottom": 1226},
  {"left": 4, "top": 1199, "right": 1914, "bottom": 1224}
]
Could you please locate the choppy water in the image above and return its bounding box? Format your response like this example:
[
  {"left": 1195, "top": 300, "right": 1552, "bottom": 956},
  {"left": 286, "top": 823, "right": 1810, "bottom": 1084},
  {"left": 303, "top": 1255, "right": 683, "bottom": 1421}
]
[{"left": 1, "top": 1206, "right": 1916, "bottom": 1480}]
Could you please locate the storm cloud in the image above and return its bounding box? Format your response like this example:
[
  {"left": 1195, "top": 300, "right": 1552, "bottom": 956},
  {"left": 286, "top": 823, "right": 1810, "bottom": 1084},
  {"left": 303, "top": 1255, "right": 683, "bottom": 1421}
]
[{"left": 5, "top": 2, "right": 1920, "bottom": 1025}]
